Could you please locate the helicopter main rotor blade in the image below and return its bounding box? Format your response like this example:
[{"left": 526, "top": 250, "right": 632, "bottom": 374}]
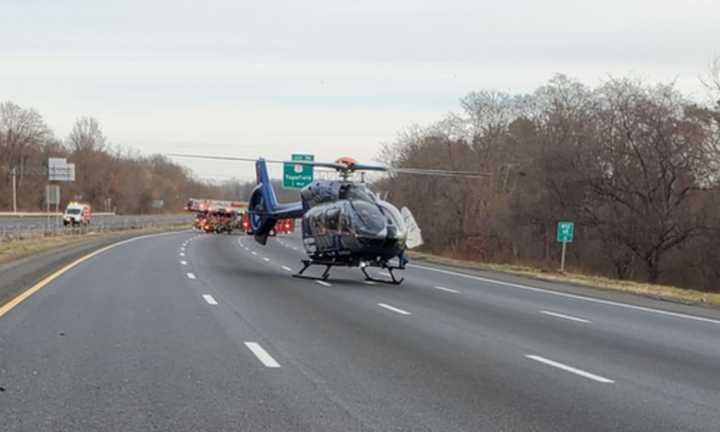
[
  {"left": 388, "top": 169, "right": 488, "bottom": 178},
  {"left": 167, "top": 153, "right": 348, "bottom": 170},
  {"left": 167, "top": 153, "right": 489, "bottom": 177}
]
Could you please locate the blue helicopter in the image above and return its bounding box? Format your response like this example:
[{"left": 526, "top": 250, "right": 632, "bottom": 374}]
[{"left": 170, "top": 154, "right": 484, "bottom": 284}]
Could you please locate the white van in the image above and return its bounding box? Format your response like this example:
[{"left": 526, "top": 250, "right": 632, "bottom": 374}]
[{"left": 63, "top": 202, "right": 92, "bottom": 226}]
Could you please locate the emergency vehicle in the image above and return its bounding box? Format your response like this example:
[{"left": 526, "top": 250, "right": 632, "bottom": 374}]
[
  {"left": 241, "top": 213, "right": 294, "bottom": 236},
  {"left": 63, "top": 202, "right": 92, "bottom": 226}
]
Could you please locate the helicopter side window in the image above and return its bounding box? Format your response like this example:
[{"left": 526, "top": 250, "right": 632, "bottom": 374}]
[
  {"left": 307, "top": 208, "right": 324, "bottom": 235},
  {"left": 339, "top": 207, "right": 352, "bottom": 233},
  {"left": 325, "top": 207, "right": 340, "bottom": 231}
]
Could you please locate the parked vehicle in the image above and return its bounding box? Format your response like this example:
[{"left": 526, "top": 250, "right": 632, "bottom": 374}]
[
  {"left": 242, "top": 213, "right": 294, "bottom": 236},
  {"left": 63, "top": 202, "right": 92, "bottom": 226}
]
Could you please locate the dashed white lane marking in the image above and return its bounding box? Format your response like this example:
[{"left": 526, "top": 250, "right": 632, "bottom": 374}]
[
  {"left": 251, "top": 251, "right": 258, "bottom": 255},
  {"left": 364, "top": 281, "right": 377, "bottom": 285},
  {"left": 411, "top": 264, "right": 720, "bottom": 325},
  {"left": 282, "top": 266, "right": 292, "bottom": 272},
  {"left": 316, "top": 280, "right": 332, "bottom": 287},
  {"left": 434, "top": 286, "right": 460, "bottom": 294},
  {"left": 180, "top": 260, "right": 188, "bottom": 265},
  {"left": 202, "top": 294, "right": 218, "bottom": 305},
  {"left": 179, "top": 253, "right": 185, "bottom": 257},
  {"left": 263, "top": 257, "right": 270, "bottom": 262},
  {"left": 186, "top": 273, "right": 197, "bottom": 280},
  {"left": 245, "top": 342, "right": 281, "bottom": 368},
  {"left": 541, "top": 310, "right": 591, "bottom": 323},
  {"left": 378, "top": 303, "right": 411, "bottom": 315},
  {"left": 525, "top": 355, "right": 614, "bottom": 384}
]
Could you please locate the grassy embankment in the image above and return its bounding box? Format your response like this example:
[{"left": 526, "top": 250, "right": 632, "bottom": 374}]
[
  {"left": 0, "top": 225, "right": 187, "bottom": 265},
  {"left": 410, "top": 251, "right": 720, "bottom": 307}
]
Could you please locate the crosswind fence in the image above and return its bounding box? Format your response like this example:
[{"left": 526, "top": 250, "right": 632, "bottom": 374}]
[{"left": 0, "top": 214, "right": 192, "bottom": 242}]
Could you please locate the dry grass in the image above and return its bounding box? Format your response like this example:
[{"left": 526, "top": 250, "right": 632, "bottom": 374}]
[
  {"left": 409, "top": 251, "right": 720, "bottom": 307},
  {"left": 0, "top": 225, "right": 186, "bottom": 265}
]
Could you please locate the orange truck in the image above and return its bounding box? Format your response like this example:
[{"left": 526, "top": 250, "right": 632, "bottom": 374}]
[{"left": 241, "top": 213, "right": 294, "bottom": 236}]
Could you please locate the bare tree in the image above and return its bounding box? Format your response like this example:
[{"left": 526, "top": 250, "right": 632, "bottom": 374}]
[{"left": 68, "top": 117, "right": 107, "bottom": 152}]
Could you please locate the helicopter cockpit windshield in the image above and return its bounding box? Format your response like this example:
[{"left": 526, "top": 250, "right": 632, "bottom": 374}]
[
  {"left": 348, "top": 200, "right": 387, "bottom": 238},
  {"left": 378, "top": 201, "right": 407, "bottom": 240}
]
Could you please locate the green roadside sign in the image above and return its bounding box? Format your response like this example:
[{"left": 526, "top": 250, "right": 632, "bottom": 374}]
[
  {"left": 556, "top": 221, "right": 574, "bottom": 243},
  {"left": 283, "top": 154, "right": 314, "bottom": 189}
]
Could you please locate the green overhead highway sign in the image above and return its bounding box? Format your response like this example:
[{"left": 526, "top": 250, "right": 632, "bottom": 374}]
[
  {"left": 556, "top": 221, "right": 574, "bottom": 243},
  {"left": 283, "top": 154, "right": 314, "bottom": 189}
]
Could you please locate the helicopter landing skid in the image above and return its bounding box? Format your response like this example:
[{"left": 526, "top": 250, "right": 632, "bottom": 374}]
[
  {"left": 292, "top": 259, "right": 332, "bottom": 281},
  {"left": 361, "top": 265, "right": 404, "bottom": 285}
]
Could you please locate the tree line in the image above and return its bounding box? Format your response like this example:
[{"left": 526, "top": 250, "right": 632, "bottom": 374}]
[
  {"left": 378, "top": 67, "right": 720, "bottom": 291},
  {"left": 0, "top": 102, "right": 235, "bottom": 214}
]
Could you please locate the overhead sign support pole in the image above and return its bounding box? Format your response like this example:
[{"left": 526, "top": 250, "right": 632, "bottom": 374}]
[{"left": 11, "top": 167, "right": 17, "bottom": 213}]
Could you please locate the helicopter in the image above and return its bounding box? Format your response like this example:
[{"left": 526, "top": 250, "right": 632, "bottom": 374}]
[{"left": 169, "top": 154, "right": 485, "bottom": 284}]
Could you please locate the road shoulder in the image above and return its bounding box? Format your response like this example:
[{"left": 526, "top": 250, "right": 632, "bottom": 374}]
[{"left": 0, "top": 229, "right": 187, "bottom": 308}]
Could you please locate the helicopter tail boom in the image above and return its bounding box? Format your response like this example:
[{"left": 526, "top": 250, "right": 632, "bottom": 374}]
[{"left": 248, "top": 159, "right": 304, "bottom": 244}]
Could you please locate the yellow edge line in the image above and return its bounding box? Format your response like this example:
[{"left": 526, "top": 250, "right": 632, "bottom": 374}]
[{"left": 0, "top": 231, "right": 183, "bottom": 319}]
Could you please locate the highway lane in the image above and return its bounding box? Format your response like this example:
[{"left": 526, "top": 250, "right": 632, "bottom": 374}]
[{"left": 1, "top": 231, "right": 719, "bottom": 431}]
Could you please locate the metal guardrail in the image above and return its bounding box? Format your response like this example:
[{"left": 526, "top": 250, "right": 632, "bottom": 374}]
[
  {"left": 0, "top": 212, "right": 116, "bottom": 217},
  {"left": 0, "top": 214, "right": 191, "bottom": 242}
]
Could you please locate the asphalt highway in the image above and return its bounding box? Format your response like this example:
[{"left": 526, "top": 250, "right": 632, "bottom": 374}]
[{"left": 1, "top": 230, "right": 720, "bottom": 431}]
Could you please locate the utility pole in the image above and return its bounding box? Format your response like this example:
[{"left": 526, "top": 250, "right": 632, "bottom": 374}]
[{"left": 11, "top": 167, "right": 17, "bottom": 213}]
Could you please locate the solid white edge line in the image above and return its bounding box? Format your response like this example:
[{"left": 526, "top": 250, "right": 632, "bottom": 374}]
[
  {"left": 202, "top": 294, "right": 218, "bottom": 305},
  {"left": 282, "top": 266, "right": 292, "bottom": 272},
  {"left": 525, "top": 355, "right": 614, "bottom": 383},
  {"left": 245, "top": 342, "right": 281, "bottom": 368},
  {"left": 409, "top": 264, "right": 720, "bottom": 325},
  {"left": 434, "top": 286, "right": 460, "bottom": 294},
  {"left": 541, "top": 310, "right": 591, "bottom": 323},
  {"left": 186, "top": 272, "right": 196, "bottom": 280},
  {"left": 316, "top": 280, "right": 332, "bottom": 287},
  {"left": 378, "top": 303, "right": 411, "bottom": 315}
]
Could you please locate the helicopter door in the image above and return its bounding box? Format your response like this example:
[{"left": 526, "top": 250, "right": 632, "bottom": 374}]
[{"left": 401, "top": 207, "right": 423, "bottom": 249}]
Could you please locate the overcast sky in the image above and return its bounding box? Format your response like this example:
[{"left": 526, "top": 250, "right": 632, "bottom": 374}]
[{"left": 1, "top": 0, "right": 717, "bottom": 180}]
